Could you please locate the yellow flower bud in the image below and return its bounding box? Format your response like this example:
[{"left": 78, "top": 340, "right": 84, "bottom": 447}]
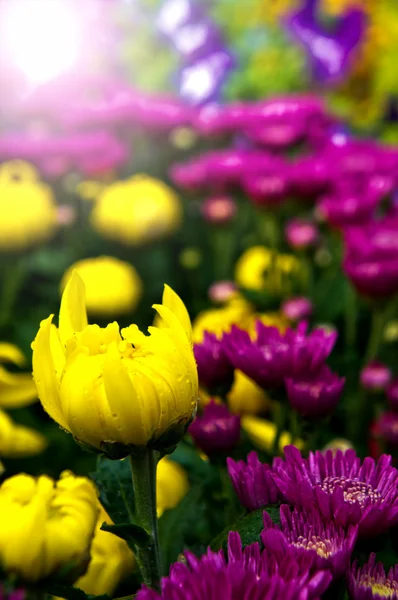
[
  {"left": 156, "top": 457, "right": 189, "bottom": 517},
  {"left": 241, "top": 415, "right": 304, "bottom": 453},
  {"left": 91, "top": 175, "right": 182, "bottom": 246},
  {"left": 76, "top": 505, "right": 135, "bottom": 596},
  {"left": 0, "top": 161, "right": 57, "bottom": 251},
  {"left": 0, "top": 343, "right": 38, "bottom": 409},
  {"left": 0, "top": 471, "right": 98, "bottom": 583},
  {"left": 32, "top": 273, "right": 198, "bottom": 454},
  {"left": 61, "top": 257, "right": 142, "bottom": 317},
  {"left": 0, "top": 409, "right": 46, "bottom": 458},
  {"left": 227, "top": 371, "right": 269, "bottom": 416},
  {"left": 235, "top": 246, "right": 305, "bottom": 296}
]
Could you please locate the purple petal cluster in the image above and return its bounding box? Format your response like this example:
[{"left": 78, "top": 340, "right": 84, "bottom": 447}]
[
  {"left": 136, "top": 531, "right": 332, "bottom": 600},
  {"left": 194, "top": 332, "right": 234, "bottom": 392},
  {"left": 377, "top": 411, "right": 398, "bottom": 448},
  {"left": 227, "top": 451, "right": 281, "bottom": 511},
  {"left": 222, "top": 321, "right": 337, "bottom": 390},
  {"left": 189, "top": 401, "right": 240, "bottom": 457},
  {"left": 347, "top": 553, "right": 398, "bottom": 600},
  {"left": 285, "top": 366, "right": 345, "bottom": 419},
  {"left": 262, "top": 505, "right": 358, "bottom": 578},
  {"left": 360, "top": 362, "right": 392, "bottom": 392},
  {"left": 272, "top": 446, "right": 398, "bottom": 537},
  {"left": 387, "top": 379, "right": 398, "bottom": 412}
]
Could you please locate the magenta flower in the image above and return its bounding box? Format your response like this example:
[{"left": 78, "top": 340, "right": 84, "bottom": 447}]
[
  {"left": 377, "top": 411, "right": 398, "bottom": 447},
  {"left": 288, "top": 156, "right": 331, "bottom": 198},
  {"left": 318, "top": 191, "right": 381, "bottom": 228},
  {"left": 360, "top": 362, "right": 392, "bottom": 392},
  {"left": 227, "top": 451, "right": 281, "bottom": 511},
  {"left": 242, "top": 171, "right": 289, "bottom": 207},
  {"left": 189, "top": 401, "right": 240, "bottom": 457},
  {"left": 387, "top": 379, "right": 398, "bottom": 412},
  {"left": 201, "top": 196, "right": 237, "bottom": 224},
  {"left": 222, "top": 322, "right": 337, "bottom": 390},
  {"left": 347, "top": 553, "right": 398, "bottom": 600},
  {"left": 281, "top": 297, "right": 313, "bottom": 322},
  {"left": 286, "top": 366, "right": 345, "bottom": 419},
  {"left": 194, "top": 332, "right": 235, "bottom": 393},
  {"left": 136, "top": 531, "right": 332, "bottom": 600},
  {"left": 272, "top": 446, "right": 398, "bottom": 537},
  {"left": 262, "top": 504, "right": 358, "bottom": 578},
  {"left": 285, "top": 219, "right": 319, "bottom": 250}
]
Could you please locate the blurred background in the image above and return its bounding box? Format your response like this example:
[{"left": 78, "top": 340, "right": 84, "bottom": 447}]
[{"left": 0, "top": 0, "right": 397, "bottom": 477}]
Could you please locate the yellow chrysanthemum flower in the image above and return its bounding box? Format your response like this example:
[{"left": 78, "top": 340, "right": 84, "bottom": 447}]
[
  {"left": 241, "top": 415, "right": 303, "bottom": 453},
  {"left": 91, "top": 174, "right": 182, "bottom": 246},
  {"left": 76, "top": 504, "right": 135, "bottom": 596},
  {"left": 192, "top": 296, "right": 254, "bottom": 343},
  {"left": 156, "top": 457, "right": 190, "bottom": 517},
  {"left": 0, "top": 342, "right": 37, "bottom": 408},
  {"left": 0, "top": 471, "right": 98, "bottom": 583},
  {"left": 227, "top": 371, "right": 270, "bottom": 416},
  {"left": 61, "top": 256, "right": 142, "bottom": 317},
  {"left": 0, "top": 161, "right": 57, "bottom": 251},
  {"left": 0, "top": 409, "right": 46, "bottom": 458},
  {"left": 32, "top": 273, "right": 198, "bottom": 454}
]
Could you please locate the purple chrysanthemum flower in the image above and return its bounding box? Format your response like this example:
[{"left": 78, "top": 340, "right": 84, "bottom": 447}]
[
  {"left": 285, "top": 365, "right": 345, "bottom": 419},
  {"left": 227, "top": 451, "right": 281, "bottom": 511},
  {"left": 360, "top": 362, "right": 392, "bottom": 392},
  {"left": 281, "top": 297, "right": 313, "bottom": 322},
  {"left": 387, "top": 379, "right": 398, "bottom": 412},
  {"left": 136, "top": 531, "right": 332, "bottom": 600},
  {"left": 222, "top": 322, "right": 337, "bottom": 390},
  {"left": 288, "top": 156, "right": 331, "bottom": 198},
  {"left": 262, "top": 504, "right": 358, "bottom": 578},
  {"left": 377, "top": 411, "right": 398, "bottom": 448},
  {"left": 194, "top": 331, "right": 235, "bottom": 393},
  {"left": 242, "top": 171, "right": 289, "bottom": 207},
  {"left": 347, "top": 553, "right": 398, "bottom": 600},
  {"left": 318, "top": 191, "right": 381, "bottom": 228},
  {"left": 285, "top": 219, "right": 319, "bottom": 250},
  {"left": 189, "top": 401, "right": 240, "bottom": 457},
  {"left": 272, "top": 446, "right": 398, "bottom": 537}
]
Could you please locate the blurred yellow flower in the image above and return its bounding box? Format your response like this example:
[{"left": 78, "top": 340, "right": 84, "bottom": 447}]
[
  {"left": 32, "top": 273, "right": 198, "bottom": 454},
  {"left": 0, "top": 471, "right": 98, "bottom": 583},
  {"left": 192, "top": 296, "right": 253, "bottom": 343},
  {"left": 235, "top": 246, "right": 305, "bottom": 296},
  {"left": 61, "top": 256, "right": 142, "bottom": 317},
  {"left": 241, "top": 415, "right": 303, "bottom": 453},
  {"left": 91, "top": 174, "right": 182, "bottom": 246},
  {"left": 0, "top": 161, "right": 57, "bottom": 251},
  {"left": 76, "top": 504, "right": 134, "bottom": 596},
  {"left": 156, "top": 457, "right": 189, "bottom": 517},
  {"left": 0, "top": 342, "right": 37, "bottom": 408},
  {"left": 0, "top": 409, "right": 46, "bottom": 458},
  {"left": 227, "top": 371, "right": 270, "bottom": 416}
]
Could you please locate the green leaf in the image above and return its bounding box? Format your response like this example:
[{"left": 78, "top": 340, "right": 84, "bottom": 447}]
[
  {"left": 312, "top": 269, "right": 347, "bottom": 321},
  {"left": 100, "top": 522, "right": 150, "bottom": 549},
  {"left": 44, "top": 583, "right": 109, "bottom": 600},
  {"left": 90, "top": 456, "right": 134, "bottom": 525},
  {"left": 210, "top": 506, "right": 280, "bottom": 552}
]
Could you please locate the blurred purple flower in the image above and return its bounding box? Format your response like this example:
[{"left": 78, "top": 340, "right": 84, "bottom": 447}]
[
  {"left": 387, "top": 379, "right": 398, "bottom": 412},
  {"left": 360, "top": 362, "right": 392, "bottom": 392},
  {"left": 227, "top": 451, "right": 281, "bottom": 511},
  {"left": 262, "top": 504, "right": 358, "bottom": 578},
  {"left": 189, "top": 401, "right": 240, "bottom": 457},
  {"left": 194, "top": 332, "right": 235, "bottom": 392},
  {"left": 377, "top": 411, "right": 398, "bottom": 448},
  {"left": 288, "top": 156, "right": 331, "bottom": 198},
  {"left": 272, "top": 446, "right": 398, "bottom": 537},
  {"left": 286, "top": 365, "right": 345, "bottom": 419},
  {"left": 281, "top": 297, "right": 313, "bottom": 322},
  {"left": 347, "top": 553, "right": 398, "bottom": 600},
  {"left": 201, "top": 195, "right": 237, "bottom": 224},
  {"left": 285, "top": 219, "right": 319, "bottom": 250},
  {"left": 243, "top": 171, "right": 289, "bottom": 207},
  {"left": 285, "top": 0, "right": 365, "bottom": 84},
  {"left": 136, "top": 530, "right": 332, "bottom": 600},
  {"left": 222, "top": 322, "right": 337, "bottom": 389}
]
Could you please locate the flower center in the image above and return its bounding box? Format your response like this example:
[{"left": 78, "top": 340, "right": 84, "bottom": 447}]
[
  {"left": 319, "top": 476, "right": 381, "bottom": 507},
  {"left": 291, "top": 535, "right": 334, "bottom": 559},
  {"left": 360, "top": 576, "right": 398, "bottom": 598}
]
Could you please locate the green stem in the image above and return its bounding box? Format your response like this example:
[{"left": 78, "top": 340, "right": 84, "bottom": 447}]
[
  {"left": 271, "top": 402, "right": 286, "bottom": 456},
  {"left": 365, "top": 307, "right": 385, "bottom": 363},
  {"left": 344, "top": 282, "right": 357, "bottom": 349},
  {"left": 256, "top": 209, "right": 280, "bottom": 249},
  {"left": 129, "top": 450, "right": 161, "bottom": 590}
]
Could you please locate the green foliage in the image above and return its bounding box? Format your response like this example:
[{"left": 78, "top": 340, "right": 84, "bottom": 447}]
[
  {"left": 210, "top": 506, "right": 280, "bottom": 552},
  {"left": 91, "top": 457, "right": 134, "bottom": 525}
]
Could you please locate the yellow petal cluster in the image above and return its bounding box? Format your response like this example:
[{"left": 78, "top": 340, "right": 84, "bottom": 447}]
[
  {"left": 192, "top": 296, "right": 254, "bottom": 343},
  {"left": 235, "top": 246, "right": 305, "bottom": 296},
  {"left": 76, "top": 504, "right": 135, "bottom": 596},
  {"left": 0, "top": 342, "right": 38, "bottom": 409},
  {"left": 0, "top": 409, "right": 47, "bottom": 458},
  {"left": 0, "top": 471, "right": 98, "bottom": 583},
  {"left": 0, "top": 161, "right": 57, "bottom": 252},
  {"left": 227, "top": 371, "right": 270, "bottom": 416},
  {"left": 32, "top": 273, "right": 198, "bottom": 451},
  {"left": 61, "top": 256, "right": 142, "bottom": 317},
  {"left": 156, "top": 457, "right": 190, "bottom": 517},
  {"left": 90, "top": 174, "right": 182, "bottom": 246}
]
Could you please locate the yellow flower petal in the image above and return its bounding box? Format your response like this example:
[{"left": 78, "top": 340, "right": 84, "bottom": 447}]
[
  {"left": 0, "top": 343, "right": 25, "bottom": 366},
  {"left": 59, "top": 271, "right": 88, "bottom": 346},
  {"left": 0, "top": 368, "right": 37, "bottom": 408},
  {"left": 241, "top": 415, "right": 303, "bottom": 453},
  {"left": 0, "top": 409, "right": 47, "bottom": 458},
  {"left": 156, "top": 457, "right": 189, "bottom": 517},
  {"left": 156, "top": 284, "right": 192, "bottom": 342}
]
